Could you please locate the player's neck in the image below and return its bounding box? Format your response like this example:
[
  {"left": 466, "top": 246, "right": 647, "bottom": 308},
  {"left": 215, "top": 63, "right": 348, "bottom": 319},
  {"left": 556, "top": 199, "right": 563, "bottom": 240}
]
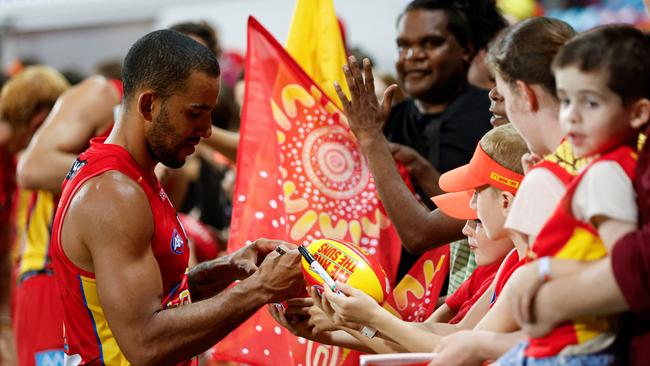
[{"left": 104, "top": 116, "right": 158, "bottom": 176}]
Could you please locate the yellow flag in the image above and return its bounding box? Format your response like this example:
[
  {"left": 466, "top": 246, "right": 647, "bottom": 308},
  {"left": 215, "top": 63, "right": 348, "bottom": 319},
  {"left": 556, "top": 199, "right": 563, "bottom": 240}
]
[{"left": 285, "top": 0, "right": 350, "bottom": 109}]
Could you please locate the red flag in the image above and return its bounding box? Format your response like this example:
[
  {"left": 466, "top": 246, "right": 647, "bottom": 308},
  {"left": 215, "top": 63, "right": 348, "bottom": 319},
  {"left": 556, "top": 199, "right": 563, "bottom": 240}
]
[{"left": 210, "top": 17, "right": 448, "bottom": 366}]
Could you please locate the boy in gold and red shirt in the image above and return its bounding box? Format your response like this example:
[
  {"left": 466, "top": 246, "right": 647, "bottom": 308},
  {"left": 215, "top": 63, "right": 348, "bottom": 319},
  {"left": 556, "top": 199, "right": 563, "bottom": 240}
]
[{"left": 497, "top": 24, "right": 650, "bottom": 366}]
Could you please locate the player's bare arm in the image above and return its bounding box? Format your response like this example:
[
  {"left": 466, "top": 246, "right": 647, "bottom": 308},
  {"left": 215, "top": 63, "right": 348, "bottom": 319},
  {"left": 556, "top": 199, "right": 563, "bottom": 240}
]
[
  {"left": 17, "top": 76, "right": 119, "bottom": 193},
  {"left": 61, "top": 170, "right": 304, "bottom": 365}
]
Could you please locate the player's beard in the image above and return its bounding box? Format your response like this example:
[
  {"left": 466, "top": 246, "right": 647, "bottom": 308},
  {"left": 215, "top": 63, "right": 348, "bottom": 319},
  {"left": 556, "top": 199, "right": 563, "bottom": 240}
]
[{"left": 146, "top": 101, "right": 186, "bottom": 169}]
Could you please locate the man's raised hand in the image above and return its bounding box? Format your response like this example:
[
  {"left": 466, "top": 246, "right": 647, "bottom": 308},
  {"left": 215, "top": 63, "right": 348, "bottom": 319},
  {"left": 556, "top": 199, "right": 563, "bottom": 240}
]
[{"left": 334, "top": 56, "right": 398, "bottom": 145}]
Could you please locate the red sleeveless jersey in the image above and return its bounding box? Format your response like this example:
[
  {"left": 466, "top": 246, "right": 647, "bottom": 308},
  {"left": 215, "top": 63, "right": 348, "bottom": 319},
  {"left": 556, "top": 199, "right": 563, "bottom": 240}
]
[
  {"left": 51, "top": 138, "right": 196, "bottom": 365},
  {"left": 525, "top": 146, "right": 638, "bottom": 358}
]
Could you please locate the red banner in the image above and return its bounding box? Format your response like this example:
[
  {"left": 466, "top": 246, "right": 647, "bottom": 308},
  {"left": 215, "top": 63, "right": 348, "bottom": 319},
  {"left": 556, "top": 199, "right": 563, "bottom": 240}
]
[{"left": 209, "top": 17, "right": 448, "bottom": 366}]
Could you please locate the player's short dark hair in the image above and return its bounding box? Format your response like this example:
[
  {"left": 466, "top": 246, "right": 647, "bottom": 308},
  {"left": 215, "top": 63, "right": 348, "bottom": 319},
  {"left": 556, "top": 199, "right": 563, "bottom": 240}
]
[
  {"left": 553, "top": 24, "right": 650, "bottom": 105},
  {"left": 399, "top": 0, "right": 507, "bottom": 55},
  {"left": 122, "top": 29, "right": 220, "bottom": 108}
]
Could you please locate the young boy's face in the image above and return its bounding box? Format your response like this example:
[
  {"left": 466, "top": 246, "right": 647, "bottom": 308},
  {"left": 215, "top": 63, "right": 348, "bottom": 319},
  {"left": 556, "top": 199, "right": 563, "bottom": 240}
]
[
  {"left": 470, "top": 186, "right": 508, "bottom": 241},
  {"left": 556, "top": 66, "right": 634, "bottom": 158},
  {"left": 462, "top": 219, "right": 512, "bottom": 266}
]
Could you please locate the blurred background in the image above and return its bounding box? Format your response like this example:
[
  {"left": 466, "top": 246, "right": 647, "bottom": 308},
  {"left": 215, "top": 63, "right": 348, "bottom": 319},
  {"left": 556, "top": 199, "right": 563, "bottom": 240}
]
[{"left": 0, "top": 0, "right": 648, "bottom": 84}]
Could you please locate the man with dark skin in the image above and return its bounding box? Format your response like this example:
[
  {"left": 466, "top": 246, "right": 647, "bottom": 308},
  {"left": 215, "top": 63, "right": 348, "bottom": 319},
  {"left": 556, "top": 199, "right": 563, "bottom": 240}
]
[
  {"left": 339, "top": 1, "right": 505, "bottom": 280},
  {"left": 51, "top": 30, "right": 304, "bottom": 365}
]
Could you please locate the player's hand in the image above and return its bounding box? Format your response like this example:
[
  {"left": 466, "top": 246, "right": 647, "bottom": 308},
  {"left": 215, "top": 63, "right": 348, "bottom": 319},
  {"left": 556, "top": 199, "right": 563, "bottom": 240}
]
[
  {"left": 389, "top": 143, "right": 442, "bottom": 196},
  {"left": 320, "top": 281, "right": 380, "bottom": 327},
  {"left": 429, "top": 331, "right": 483, "bottom": 366},
  {"left": 255, "top": 248, "right": 305, "bottom": 303},
  {"left": 334, "top": 56, "right": 397, "bottom": 145},
  {"left": 230, "top": 238, "right": 296, "bottom": 280}
]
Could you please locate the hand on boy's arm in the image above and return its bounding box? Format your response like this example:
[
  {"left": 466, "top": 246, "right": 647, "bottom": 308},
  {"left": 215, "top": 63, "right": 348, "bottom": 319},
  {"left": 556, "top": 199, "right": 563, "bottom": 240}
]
[
  {"left": 509, "top": 258, "right": 584, "bottom": 330},
  {"left": 526, "top": 258, "right": 628, "bottom": 338}
]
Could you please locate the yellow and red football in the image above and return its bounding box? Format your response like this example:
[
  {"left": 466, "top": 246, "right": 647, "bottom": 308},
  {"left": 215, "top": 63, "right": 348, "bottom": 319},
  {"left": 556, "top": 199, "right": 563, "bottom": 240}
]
[{"left": 301, "top": 239, "right": 390, "bottom": 303}]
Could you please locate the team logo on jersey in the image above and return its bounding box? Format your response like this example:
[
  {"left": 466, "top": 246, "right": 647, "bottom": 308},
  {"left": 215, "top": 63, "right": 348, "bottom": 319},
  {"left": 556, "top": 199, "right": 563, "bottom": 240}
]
[
  {"left": 170, "top": 228, "right": 185, "bottom": 254},
  {"left": 65, "top": 159, "right": 87, "bottom": 181},
  {"left": 35, "top": 350, "right": 64, "bottom": 366}
]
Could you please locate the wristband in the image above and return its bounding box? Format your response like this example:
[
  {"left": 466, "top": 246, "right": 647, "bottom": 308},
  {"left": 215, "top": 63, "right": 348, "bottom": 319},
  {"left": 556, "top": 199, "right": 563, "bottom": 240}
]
[
  {"left": 538, "top": 256, "right": 552, "bottom": 282},
  {"left": 361, "top": 326, "right": 377, "bottom": 338}
]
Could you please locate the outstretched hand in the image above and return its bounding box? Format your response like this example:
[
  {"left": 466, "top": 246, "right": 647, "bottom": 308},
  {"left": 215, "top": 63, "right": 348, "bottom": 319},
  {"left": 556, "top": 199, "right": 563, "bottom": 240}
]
[{"left": 334, "top": 56, "right": 398, "bottom": 145}]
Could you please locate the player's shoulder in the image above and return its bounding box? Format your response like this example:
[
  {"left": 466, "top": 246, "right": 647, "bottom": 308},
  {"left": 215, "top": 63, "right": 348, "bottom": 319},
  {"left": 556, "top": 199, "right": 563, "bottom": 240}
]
[
  {"left": 65, "top": 170, "right": 154, "bottom": 254},
  {"left": 71, "top": 170, "right": 151, "bottom": 223}
]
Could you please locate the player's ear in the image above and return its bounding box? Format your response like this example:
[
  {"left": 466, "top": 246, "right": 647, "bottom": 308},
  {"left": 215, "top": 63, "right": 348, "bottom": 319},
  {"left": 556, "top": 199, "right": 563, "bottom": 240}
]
[{"left": 137, "top": 91, "right": 156, "bottom": 122}]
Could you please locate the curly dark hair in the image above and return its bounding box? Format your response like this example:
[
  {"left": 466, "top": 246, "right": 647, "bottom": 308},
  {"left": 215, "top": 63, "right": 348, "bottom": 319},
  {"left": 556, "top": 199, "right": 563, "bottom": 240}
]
[{"left": 398, "top": 0, "right": 507, "bottom": 55}]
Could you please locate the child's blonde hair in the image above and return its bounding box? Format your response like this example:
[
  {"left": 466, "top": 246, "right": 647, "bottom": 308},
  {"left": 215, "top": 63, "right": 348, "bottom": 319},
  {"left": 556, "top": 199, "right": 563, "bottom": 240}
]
[
  {"left": 479, "top": 124, "right": 528, "bottom": 175},
  {"left": 0, "top": 65, "right": 70, "bottom": 128}
]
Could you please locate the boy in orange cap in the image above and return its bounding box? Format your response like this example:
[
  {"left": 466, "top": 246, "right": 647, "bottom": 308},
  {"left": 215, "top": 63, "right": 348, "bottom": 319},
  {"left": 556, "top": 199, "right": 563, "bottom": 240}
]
[{"left": 270, "top": 124, "right": 531, "bottom": 353}]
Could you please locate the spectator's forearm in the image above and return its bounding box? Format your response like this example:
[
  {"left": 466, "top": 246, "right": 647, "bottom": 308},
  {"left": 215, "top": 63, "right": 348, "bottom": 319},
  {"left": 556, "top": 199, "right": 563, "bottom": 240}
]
[
  {"left": 535, "top": 258, "right": 628, "bottom": 325},
  {"left": 359, "top": 134, "right": 463, "bottom": 254}
]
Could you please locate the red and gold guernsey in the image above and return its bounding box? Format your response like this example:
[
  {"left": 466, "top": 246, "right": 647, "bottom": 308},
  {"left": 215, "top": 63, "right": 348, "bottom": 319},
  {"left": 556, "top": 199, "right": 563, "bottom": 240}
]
[
  {"left": 525, "top": 146, "right": 638, "bottom": 358},
  {"left": 536, "top": 139, "right": 590, "bottom": 185},
  {"left": 51, "top": 137, "right": 196, "bottom": 366},
  {"left": 12, "top": 189, "right": 56, "bottom": 278}
]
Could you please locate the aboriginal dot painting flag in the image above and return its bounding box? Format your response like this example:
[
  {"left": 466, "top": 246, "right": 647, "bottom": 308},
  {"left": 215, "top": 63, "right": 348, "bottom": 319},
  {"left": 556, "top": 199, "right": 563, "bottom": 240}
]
[{"left": 209, "top": 17, "right": 449, "bottom": 366}]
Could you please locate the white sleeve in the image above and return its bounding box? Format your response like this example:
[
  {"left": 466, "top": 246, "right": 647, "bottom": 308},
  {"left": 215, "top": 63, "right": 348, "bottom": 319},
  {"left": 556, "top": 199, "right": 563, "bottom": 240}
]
[
  {"left": 572, "top": 161, "right": 638, "bottom": 225},
  {"left": 504, "top": 168, "right": 566, "bottom": 237}
]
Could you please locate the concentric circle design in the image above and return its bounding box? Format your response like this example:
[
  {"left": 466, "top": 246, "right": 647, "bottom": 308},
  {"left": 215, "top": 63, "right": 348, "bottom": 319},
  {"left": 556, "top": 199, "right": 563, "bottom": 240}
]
[{"left": 302, "top": 126, "right": 370, "bottom": 200}]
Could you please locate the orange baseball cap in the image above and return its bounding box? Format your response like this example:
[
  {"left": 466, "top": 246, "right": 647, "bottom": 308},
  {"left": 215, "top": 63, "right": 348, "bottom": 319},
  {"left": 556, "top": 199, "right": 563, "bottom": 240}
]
[
  {"left": 439, "top": 144, "right": 524, "bottom": 195},
  {"left": 431, "top": 190, "right": 477, "bottom": 220},
  {"left": 430, "top": 144, "right": 524, "bottom": 220}
]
